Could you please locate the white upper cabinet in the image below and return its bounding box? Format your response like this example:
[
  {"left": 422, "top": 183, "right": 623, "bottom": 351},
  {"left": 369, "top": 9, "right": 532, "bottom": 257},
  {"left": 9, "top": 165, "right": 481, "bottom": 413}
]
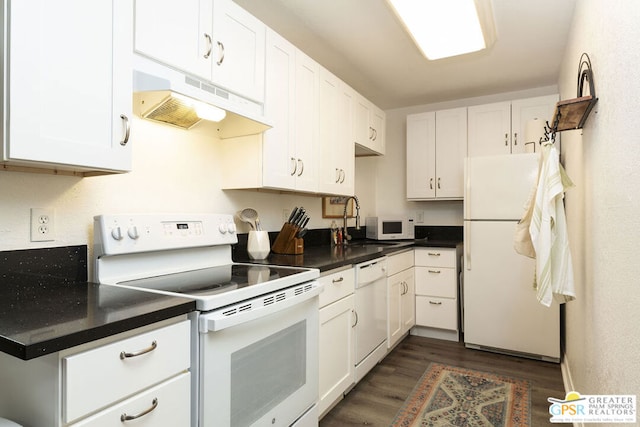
[
  {"left": 468, "top": 94, "right": 558, "bottom": 156},
  {"left": 3, "top": 0, "right": 132, "bottom": 173},
  {"left": 407, "top": 107, "right": 467, "bottom": 200},
  {"left": 511, "top": 94, "right": 559, "bottom": 153},
  {"left": 220, "top": 29, "right": 319, "bottom": 193},
  {"left": 319, "top": 67, "right": 355, "bottom": 196},
  {"left": 354, "top": 94, "right": 385, "bottom": 156},
  {"left": 134, "top": 0, "right": 265, "bottom": 103}
]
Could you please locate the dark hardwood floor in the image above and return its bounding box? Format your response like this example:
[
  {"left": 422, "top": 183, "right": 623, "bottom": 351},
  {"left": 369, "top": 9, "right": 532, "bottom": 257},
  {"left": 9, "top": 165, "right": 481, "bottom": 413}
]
[{"left": 319, "top": 335, "right": 569, "bottom": 426}]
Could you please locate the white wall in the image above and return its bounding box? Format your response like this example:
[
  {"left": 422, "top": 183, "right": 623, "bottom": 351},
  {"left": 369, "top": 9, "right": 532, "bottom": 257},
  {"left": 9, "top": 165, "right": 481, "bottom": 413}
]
[
  {"left": 558, "top": 1, "right": 640, "bottom": 398},
  {"left": 0, "top": 118, "right": 331, "bottom": 255}
]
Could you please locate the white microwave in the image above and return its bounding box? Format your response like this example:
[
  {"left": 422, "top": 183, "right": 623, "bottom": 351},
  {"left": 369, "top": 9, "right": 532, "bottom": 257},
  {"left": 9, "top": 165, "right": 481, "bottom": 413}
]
[{"left": 365, "top": 216, "right": 415, "bottom": 240}]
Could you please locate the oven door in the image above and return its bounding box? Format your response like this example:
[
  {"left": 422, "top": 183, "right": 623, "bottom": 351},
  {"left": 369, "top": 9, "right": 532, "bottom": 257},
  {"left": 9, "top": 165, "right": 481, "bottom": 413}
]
[{"left": 198, "top": 282, "right": 320, "bottom": 427}]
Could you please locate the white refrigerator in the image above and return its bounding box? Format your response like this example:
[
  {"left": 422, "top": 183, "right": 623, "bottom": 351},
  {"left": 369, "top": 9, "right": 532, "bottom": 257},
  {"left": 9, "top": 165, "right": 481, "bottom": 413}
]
[{"left": 463, "top": 153, "right": 560, "bottom": 362}]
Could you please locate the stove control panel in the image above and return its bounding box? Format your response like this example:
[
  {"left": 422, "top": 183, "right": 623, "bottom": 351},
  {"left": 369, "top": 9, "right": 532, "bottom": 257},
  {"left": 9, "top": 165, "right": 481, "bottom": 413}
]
[{"left": 94, "top": 213, "right": 238, "bottom": 256}]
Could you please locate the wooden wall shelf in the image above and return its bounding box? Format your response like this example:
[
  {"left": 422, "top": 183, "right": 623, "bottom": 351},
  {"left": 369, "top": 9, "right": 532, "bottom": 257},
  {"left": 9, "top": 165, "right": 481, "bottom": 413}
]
[{"left": 552, "top": 95, "right": 598, "bottom": 131}]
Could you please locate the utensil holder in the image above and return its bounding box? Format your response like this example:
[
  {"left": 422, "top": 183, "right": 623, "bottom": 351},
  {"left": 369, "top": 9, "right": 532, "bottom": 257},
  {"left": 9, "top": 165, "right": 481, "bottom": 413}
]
[
  {"left": 247, "top": 230, "right": 270, "bottom": 260},
  {"left": 271, "top": 223, "right": 304, "bottom": 255}
]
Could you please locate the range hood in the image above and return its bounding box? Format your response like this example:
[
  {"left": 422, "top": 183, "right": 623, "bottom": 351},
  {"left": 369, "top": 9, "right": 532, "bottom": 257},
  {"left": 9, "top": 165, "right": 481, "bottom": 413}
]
[{"left": 132, "top": 55, "right": 271, "bottom": 138}]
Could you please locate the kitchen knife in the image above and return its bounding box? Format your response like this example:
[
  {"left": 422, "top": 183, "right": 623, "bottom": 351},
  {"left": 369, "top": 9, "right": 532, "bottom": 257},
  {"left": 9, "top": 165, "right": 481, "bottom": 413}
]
[
  {"left": 292, "top": 207, "right": 305, "bottom": 226},
  {"left": 287, "top": 207, "right": 299, "bottom": 224}
]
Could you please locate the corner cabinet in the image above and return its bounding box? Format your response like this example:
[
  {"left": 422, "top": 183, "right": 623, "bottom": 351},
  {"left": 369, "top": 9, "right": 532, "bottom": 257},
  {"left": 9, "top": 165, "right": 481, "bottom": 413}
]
[
  {"left": 467, "top": 94, "right": 558, "bottom": 156},
  {"left": 134, "top": 0, "right": 266, "bottom": 103},
  {"left": 406, "top": 107, "right": 467, "bottom": 200},
  {"left": 354, "top": 94, "right": 385, "bottom": 156},
  {"left": 2, "top": 0, "right": 133, "bottom": 174}
]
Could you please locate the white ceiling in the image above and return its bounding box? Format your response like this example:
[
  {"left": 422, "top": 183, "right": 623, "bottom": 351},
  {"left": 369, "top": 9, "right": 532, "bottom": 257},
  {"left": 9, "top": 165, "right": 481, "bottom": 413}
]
[{"left": 234, "top": 0, "right": 577, "bottom": 109}]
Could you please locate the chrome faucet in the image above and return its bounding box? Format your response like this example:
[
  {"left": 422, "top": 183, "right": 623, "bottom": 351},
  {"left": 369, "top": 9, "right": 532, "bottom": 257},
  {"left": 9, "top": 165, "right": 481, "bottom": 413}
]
[{"left": 342, "top": 195, "right": 361, "bottom": 244}]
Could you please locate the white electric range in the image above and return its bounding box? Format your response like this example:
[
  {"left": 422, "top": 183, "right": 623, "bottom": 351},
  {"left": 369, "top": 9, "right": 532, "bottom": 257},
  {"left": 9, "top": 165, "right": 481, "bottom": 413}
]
[{"left": 93, "top": 213, "right": 321, "bottom": 427}]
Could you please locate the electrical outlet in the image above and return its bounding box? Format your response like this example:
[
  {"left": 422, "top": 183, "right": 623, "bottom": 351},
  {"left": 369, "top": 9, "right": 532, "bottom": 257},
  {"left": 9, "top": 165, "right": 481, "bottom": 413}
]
[
  {"left": 30, "top": 208, "right": 55, "bottom": 242},
  {"left": 416, "top": 210, "right": 425, "bottom": 224},
  {"left": 283, "top": 208, "right": 291, "bottom": 223}
]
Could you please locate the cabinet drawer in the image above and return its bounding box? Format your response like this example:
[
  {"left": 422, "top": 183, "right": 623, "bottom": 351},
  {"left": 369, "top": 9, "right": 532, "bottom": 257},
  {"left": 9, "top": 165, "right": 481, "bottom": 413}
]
[
  {"left": 63, "top": 320, "right": 190, "bottom": 423},
  {"left": 71, "top": 372, "right": 191, "bottom": 427},
  {"left": 415, "top": 248, "right": 456, "bottom": 268},
  {"left": 415, "top": 296, "right": 457, "bottom": 330},
  {"left": 387, "top": 250, "right": 413, "bottom": 276},
  {"left": 319, "top": 268, "right": 355, "bottom": 308},
  {"left": 415, "top": 267, "right": 457, "bottom": 298}
]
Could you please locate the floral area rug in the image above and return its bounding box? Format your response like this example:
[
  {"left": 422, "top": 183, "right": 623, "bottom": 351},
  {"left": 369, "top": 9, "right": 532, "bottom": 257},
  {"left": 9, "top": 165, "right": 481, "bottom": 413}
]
[{"left": 390, "top": 363, "right": 530, "bottom": 426}]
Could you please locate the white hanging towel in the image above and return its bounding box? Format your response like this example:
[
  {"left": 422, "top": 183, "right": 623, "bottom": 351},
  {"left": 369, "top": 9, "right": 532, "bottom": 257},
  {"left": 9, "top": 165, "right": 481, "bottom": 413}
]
[{"left": 529, "top": 141, "right": 576, "bottom": 307}]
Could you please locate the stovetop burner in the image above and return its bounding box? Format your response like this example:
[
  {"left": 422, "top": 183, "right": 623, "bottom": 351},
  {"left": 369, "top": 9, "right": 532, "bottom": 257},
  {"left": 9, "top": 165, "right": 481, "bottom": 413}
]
[{"left": 118, "top": 264, "right": 310, "bottom": 297}]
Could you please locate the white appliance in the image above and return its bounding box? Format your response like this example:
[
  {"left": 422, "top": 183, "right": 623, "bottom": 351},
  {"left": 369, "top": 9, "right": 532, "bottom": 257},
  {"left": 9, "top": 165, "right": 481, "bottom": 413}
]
[
  {"left": 354, "top": 257, "right": 388, "bottom": 381},
  {"left": 93, "top": 213, "right": 321, "bottom": 427},
  {"left": 365, "top": 216, "right": 415, "bottom": 240},
  {"left": 463, "top": 154, "right": 560, "bottom": 362}
]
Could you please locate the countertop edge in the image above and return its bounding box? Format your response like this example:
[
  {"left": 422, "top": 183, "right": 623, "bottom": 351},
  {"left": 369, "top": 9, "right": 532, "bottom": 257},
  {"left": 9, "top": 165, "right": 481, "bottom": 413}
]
[{"left": 2, "top": 299, "right": 196, "bottom": 361}]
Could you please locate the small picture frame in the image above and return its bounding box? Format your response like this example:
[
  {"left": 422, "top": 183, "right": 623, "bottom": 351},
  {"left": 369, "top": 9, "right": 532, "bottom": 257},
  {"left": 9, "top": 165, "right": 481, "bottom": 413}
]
[{"left": 322, "top": 196, "right": 354, "bottom": 218}]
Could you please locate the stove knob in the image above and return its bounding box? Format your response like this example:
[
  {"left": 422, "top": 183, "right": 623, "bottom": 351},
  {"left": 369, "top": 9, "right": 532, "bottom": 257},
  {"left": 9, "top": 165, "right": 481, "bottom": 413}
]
[
  {"left": 127, "top": 226, "right": 140, "bottom": 240},
  {"left": 111, "top": 226, "right": 124, "bottom": 241},
  {"left": 227, "top": 222, "right": 236, "bottom": 234},
  {"left": 218, "top": 223, "right": 228, "bottom": 234}
]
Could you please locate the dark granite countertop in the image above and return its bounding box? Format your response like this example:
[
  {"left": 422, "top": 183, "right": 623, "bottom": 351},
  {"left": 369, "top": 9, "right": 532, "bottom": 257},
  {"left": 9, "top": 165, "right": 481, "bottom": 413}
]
[
  {"left": 233, "top": 225, "right": 463, "bottom": 272},
  {"left": 0, "top": 246, "right": 195, "bottom": 360}
]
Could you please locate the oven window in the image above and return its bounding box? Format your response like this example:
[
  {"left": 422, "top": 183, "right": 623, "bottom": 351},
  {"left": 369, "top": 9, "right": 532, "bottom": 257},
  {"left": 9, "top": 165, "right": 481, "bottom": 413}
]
[
  {"left": 230, "top": 320, "right": 307, "bottom": 427},
  {"left": 382, "top": 221, "right": 402, "bottom": 234}
]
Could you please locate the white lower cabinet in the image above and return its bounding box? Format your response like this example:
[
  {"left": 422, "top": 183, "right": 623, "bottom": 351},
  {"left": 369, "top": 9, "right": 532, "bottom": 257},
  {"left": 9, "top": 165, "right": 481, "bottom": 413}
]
[
  {"left": 386, "top": 250, "right": 415, "bottom": 349},
  {"left": 0, "top": 317, "right": 191, "bottom": 427},
  {"left": 413, "top": 248, "right": 461, "bottom": 341},
  {"left": 318, "top": 267, "right": 355, "bottom": 417},
  {"left": 63, "top": 320, "right": 191, "bottom": 424},
  {"left": 70, "top": 373, "right": 190, "bottom": 427}
]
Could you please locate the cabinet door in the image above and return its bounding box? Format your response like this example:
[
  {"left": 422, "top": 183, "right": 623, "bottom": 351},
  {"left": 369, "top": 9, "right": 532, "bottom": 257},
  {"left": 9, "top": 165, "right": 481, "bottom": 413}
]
[
  {"left": 406, "top": 112, "right": 436, "bottom": 199},
  {"left": 511, "top": 94, "right": 558, "bottom": 154},
  {"left": 262, "top": 29, "right": 296, "bottom": 190},
  {"left": 293, "top": 50, "right": 319, "bottom": 193},
  {"left": 337, "top": 83, "right": 356, "bottom": 195},
  {"left": 401, "top": 268, "right": 416, "bottom": 334},
  {"left": 467, "top": 101, "right": 511, "bottom": 157},
  {"left": 319, "top": 295, "right": 355, "bottom": 416},
  {"left": 319, "top": 69, "right": 355, "bottom": 196},
  {"left": 434, "top": 107, "right": 467, "bottom": 199},
  {"left": 387, "top": 272, "right": 403, "bottom": 347},
  {"left": 7, "top": 0, "right": 132, "bottom": 172},
  {"left": 319, "top": 68, "right": 342, "bottom": 194},
  {"left": 212, "top": 0, "right": 266, "bottom": 102},
  {"left": 134, "top": 0, "right": 211, "bottom": 80},
  {"left": 353, "top": 94, "right": 371, "bottom": 150},
  {"left": 370, "top": 105, "right": 386, "bottom": 155}
]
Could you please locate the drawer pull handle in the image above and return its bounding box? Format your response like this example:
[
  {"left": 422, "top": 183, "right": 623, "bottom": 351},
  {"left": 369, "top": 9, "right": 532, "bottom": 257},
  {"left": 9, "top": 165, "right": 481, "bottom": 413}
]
[
  {"left": 332, "top": 277, "right": 344, "bottom": 284},
  {"left": 352, "top": 309, "right": 358, "bottom": 328},
  {"left": 121, "top": 398, "right": 158, "bottom": 422},
  {"left": 429, "top": 300, "right": 442, "bottom": 305},
  {"left": 428, "top": 252, "right": 441, "bottom": 256},
  {"left": 428, "top": 269, "right": 441, "bottom": 274},
  {"left": 120, "top": 340, "right": 157, "bottom": 360}
]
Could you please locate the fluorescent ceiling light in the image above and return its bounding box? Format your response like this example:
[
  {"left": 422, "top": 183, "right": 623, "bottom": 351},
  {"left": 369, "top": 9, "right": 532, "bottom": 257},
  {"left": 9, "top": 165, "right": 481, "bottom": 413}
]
[{"left": 387, "top": 0, "right": 496, "bottom": 60}]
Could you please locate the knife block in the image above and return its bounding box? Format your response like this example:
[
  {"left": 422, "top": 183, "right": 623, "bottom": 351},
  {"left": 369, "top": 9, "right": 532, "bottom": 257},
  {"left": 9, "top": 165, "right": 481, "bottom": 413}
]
[{"left": 271, "top": 223, "right": 304, "bottom": 255}]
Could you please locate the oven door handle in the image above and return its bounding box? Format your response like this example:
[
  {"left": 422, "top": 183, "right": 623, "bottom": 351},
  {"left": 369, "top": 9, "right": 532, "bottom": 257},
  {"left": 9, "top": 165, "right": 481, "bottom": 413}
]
[{"left": 200, "top": 282, "right": 321, "bottom": 332}]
